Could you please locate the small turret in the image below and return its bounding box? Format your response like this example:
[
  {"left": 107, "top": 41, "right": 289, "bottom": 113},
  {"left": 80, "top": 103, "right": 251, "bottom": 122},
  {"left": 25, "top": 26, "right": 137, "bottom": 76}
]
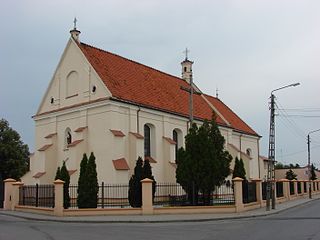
[
  {"left": 181, "top": 48, "right": 193, "bottom": 84},
  {"left": 70, "top": 17, "right": 81, "bottom": 43}
]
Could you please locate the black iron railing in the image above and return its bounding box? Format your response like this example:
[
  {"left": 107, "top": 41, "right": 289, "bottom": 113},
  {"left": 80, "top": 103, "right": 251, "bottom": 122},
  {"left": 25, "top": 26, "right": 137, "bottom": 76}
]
[
  {"left": 297, "top": 182, "right": 302, "bottom": 194},
  {"left": 19, "top": 184, "right": 54, "bottom": 208},
  {"left": 276, "top": 182, "right": 284, "bottom": 198},
  {"left": 242, "top": 181, "right": 257, "bottom": 204},
  {"left": 69, "top": 183, "right": 130, "bottom": 208},
  {"left": 304, "top": 182, "right": 307, "bottom": 193},
  {"left": 262, "top": 181, "right": 267, "bottom": 200},
  {"left": 153, "top": 183, "right": 234, "bottom": 207},
  {"left": 289, "top": 182, "right": 295, "bottom": 195}
]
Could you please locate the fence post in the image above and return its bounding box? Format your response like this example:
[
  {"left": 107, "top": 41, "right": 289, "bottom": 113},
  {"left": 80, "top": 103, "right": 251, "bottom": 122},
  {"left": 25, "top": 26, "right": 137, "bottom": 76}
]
[
  {"left": 280, "top": 179, "right": 289, "bottom": 201},
  {"left": 252, "top": 179, "right": 263, "bottom": 207},
  {"left": 293, "top": 180, "right": 298, "bottom": 197},
  {"left": 232, "top": 177, "right": 244, "bottom": 212},
  {"left": 54, "top": 179, "right": 64, "bottom": 217},
  {"left": 141, "top": 178, "right": 154, "bottom": 215},
  {"left": 301, "top": 181, "right": 305, "bottom": 195},
  {"left": 3, "top": 179, "right": 16, "bottom": 210},
  {"left": 11, "top": 182, "right": 24, "bottom": 210},
  {"left": 101, "top": 182, "right": 104, "bottom": 209}
]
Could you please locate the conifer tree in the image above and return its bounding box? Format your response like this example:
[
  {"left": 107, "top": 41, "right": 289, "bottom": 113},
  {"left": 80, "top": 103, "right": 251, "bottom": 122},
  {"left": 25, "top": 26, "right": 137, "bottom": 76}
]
[
  {"left": 128, "top": 157, "right": 143, "bottom": 207},
  {"left": 310, "top": 164, "right": 317, "bottom": 180},
  {"left": 77, "top": 153, "right": 88, "bottom": 208},
  {"left": 60, "top": 161, "right": 70, "bottom": 209},
  {"left": 176, "top": 115, "right": 232, "bottom": 205},
  {"left": 285, "top": 169, "right": 297, "bottom": 180},
  {"left": 232, "top": 157, "right": 246, "bottom": 180},
  {"left": 55, "top": 167, "right": 61, "bottom": 180},
  {"left": 86, "top": 152, "right": 98, "bottom": 208}
]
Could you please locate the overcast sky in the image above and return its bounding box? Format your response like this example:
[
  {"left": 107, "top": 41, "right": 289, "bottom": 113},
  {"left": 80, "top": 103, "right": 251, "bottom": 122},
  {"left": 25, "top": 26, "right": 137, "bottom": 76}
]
[{"left": 1, "top": 0, "right": 320, "bottom": 167}]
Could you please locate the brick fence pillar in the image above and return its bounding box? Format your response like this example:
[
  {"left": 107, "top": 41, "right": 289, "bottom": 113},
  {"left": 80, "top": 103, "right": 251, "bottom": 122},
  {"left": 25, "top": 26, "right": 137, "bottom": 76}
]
[
  {"left": 252, "top": 179, "right": 263, "bottom": 207},
  {"left": 54, "top": 179, "right": 64, "bottom": 216},
  {"left": 141, "top": 178, "right": 154, "bottom": 215},
  {"left": 233, "top": 177, "right": 244, "bottom": 212},
  {"left": 11, "top": 182, "right": 24, "bottom": 210},
  {"left": 3, "top": 179, "right": 16, "bottom": 210}
]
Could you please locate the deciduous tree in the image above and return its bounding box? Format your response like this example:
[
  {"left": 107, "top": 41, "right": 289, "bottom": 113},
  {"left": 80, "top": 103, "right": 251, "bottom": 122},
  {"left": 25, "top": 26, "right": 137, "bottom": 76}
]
[{"left": 0, "top": 119, "right": 29, "bottom": 180}]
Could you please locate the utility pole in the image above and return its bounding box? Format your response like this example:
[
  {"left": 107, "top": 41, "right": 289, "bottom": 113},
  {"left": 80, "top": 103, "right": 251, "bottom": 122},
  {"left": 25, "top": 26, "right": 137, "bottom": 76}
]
[
  {"left": 308, "top": 134, "right": 311, "bottom": 199},
  {"left": 266, "top": 83, "right": 300, "bottom": 211},
  {"left": 266, "top": 93, "right": 276, "bottom": 211}
]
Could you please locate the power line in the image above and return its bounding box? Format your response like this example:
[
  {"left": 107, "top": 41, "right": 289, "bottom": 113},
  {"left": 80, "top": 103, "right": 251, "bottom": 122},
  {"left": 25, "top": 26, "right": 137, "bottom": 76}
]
[{"left": 281, "top": 144, "right": 320, "bottom": 158}]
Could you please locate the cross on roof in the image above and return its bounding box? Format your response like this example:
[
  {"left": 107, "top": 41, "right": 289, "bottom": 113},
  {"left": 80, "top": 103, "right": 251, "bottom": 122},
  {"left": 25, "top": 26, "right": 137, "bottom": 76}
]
[
  {"left": 183, "top": 48, "right": 190, "bottom": 60},
  {"left": 73, "top": 17, "right": 77, "bottom": 30}
]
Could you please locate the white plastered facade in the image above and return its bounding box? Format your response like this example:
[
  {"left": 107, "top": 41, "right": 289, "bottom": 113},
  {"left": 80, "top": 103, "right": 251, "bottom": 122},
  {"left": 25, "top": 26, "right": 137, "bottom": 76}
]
[{"left": 22, "top": 36, "right": 262, "bottom": 185}]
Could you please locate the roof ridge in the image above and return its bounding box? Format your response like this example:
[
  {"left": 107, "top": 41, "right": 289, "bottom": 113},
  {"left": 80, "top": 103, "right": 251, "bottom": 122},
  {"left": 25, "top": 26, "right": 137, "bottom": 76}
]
[
  {"left": 80, "top": 42, "right": 186, "bottom": 83},
  {"left": 203, "top": 93, "right": 258, "bottom": 136}
]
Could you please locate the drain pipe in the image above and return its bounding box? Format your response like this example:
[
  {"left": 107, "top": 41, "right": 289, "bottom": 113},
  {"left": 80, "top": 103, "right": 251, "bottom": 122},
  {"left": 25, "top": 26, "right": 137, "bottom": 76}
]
[{"left": 137, "top": 106, "right": 141, "bottom": 133}]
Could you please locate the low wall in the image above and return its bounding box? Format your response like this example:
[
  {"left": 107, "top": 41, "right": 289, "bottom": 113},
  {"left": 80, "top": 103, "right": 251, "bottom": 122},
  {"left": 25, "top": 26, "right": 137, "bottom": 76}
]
[
  {"left": 64, "top": 208, "right": 141, "bottom": 216},
  {"left": 5, "top": 178, "right": 320, "bottom": 217},
  {"left": 15, "top": 205, "right": 54, "bottom": 215},
  {"left": 154, "top": 205, "right": 236, "bottom": 215}
]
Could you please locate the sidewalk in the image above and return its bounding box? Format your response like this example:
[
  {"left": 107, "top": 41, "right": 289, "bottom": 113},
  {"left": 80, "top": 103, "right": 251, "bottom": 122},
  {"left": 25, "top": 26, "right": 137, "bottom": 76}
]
[{"left": 1, "top": 195, "right": 319, "bottom": 223}]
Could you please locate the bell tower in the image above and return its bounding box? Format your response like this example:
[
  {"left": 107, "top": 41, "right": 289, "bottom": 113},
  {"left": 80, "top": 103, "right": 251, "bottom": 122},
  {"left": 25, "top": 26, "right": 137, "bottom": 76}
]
[{"left": 181, "top": 48, "right": 193, "bottom": 84}]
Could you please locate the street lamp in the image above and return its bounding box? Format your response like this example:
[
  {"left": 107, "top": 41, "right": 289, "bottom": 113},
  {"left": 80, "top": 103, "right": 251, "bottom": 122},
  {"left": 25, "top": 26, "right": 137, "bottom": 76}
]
[
  {"left": 266, "top": 82, "right": 300, "bottom": 211},
  {"left": 307, "top": 128, "right": 320, "bottom": 199}
]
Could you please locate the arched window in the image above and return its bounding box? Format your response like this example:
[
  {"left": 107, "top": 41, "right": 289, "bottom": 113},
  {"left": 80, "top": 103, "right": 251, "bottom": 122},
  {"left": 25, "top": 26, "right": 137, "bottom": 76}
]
[
  {"left": 173, "top": 128, "right": 183, "bottom": 161},
  {"left": 65, "top": 128, "right": 72, "bottom": 148},
  {"left": 246, "top": 148, "right": 252, "bottom": 157},
  {"left": 144, "top": 124, "right": 151, "bottom": 157},
  {"left": 173, "top": 130, "right": 178, "bottom": 160}
]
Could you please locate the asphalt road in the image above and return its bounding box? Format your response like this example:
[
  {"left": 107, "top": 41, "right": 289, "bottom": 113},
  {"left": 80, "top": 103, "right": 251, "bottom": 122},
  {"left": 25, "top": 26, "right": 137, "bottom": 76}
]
[{"left": 1, "top": 200, "right": 320, "bottom": 240}]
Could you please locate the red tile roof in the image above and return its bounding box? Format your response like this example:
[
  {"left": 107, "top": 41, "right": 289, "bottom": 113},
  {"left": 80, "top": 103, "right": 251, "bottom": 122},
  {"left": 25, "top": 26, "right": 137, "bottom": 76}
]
[
  {"left": 129, "top": 132, "right": 144, "bottom": 139},
  {"left": 33, "top": 172, "right": 46, "bottom": 178},
  {"left": 74, "top": 126, "right": 87, "bottom": 133},
  {"left": 110, "top": 129, "right": 125, "bottom": 137},
  {"left": 38, "top": 144, "right": 53, "bottom": 151},
  {"left": 112, "top": 158, "right": 130, "bottom": 170},
  {"left": 79, "top": 43, "right": 226, "bottom": 126},
  {"left": 79, "top": 42, "right": 258, "bottom": 136},
  {"left": 163, "top": 137, "right": 176, "bottom": 145},
  {"left": 44, "top": 133, "right": 57, "bottom": 139},
  {"left": 67, "top": 139, "right": 83, "bottom": 147},
  {"left": 145, "top": 156, "right": 157, "bottom": 163},
  {"left": 68, "top": 170, "right": 77, "bottom": 176}
]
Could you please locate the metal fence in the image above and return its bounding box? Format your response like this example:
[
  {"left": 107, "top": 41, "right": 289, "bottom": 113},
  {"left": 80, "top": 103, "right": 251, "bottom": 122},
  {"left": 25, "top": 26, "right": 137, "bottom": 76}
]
[
  {"left": 297, "top": 182, "right": 302, "bottom": 194},
  {"left": 153, "top": 183, "right": 234, "bottom": 207},
  {"left": 262, "top": 181, "right": 267, "bottom": 200},
  {"left": 242, "top": 181, "right": 257, "bottom": 204},
  {"left": 69, "top": 183, "right": 130, "bottom": 208},
  {"left": 304, "top": 182, "right": 307, "bottom": 193},
  {"left": 289, "top": 182, "right": 295, "bottom": 195},
  {"left": 19, "top": 184, "right": 54, "bottom": 208},
  {"left": 276, "top": 182, "right": 284, "bottom": 198}
]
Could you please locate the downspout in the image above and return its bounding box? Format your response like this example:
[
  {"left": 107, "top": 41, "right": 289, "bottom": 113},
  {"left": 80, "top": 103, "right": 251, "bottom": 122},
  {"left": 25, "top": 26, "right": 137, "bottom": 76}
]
[
  {"left": 257, "top": 138, "right": 261, "bottom": 179},
  {"left": 137, "top": 106, "right": 141, "bottom": 134}
]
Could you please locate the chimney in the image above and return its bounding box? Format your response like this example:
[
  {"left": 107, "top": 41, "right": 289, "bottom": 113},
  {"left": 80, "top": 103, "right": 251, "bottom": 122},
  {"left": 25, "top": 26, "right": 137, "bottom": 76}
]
[{"left": 70, "top": 18, "right": 81, "bottom": 43}]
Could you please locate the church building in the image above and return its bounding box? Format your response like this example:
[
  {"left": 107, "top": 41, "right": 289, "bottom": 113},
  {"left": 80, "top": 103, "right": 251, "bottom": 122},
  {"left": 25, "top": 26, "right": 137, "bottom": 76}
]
[{"left": 22, "top": 25, "right": 262, "bottom": 185}]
